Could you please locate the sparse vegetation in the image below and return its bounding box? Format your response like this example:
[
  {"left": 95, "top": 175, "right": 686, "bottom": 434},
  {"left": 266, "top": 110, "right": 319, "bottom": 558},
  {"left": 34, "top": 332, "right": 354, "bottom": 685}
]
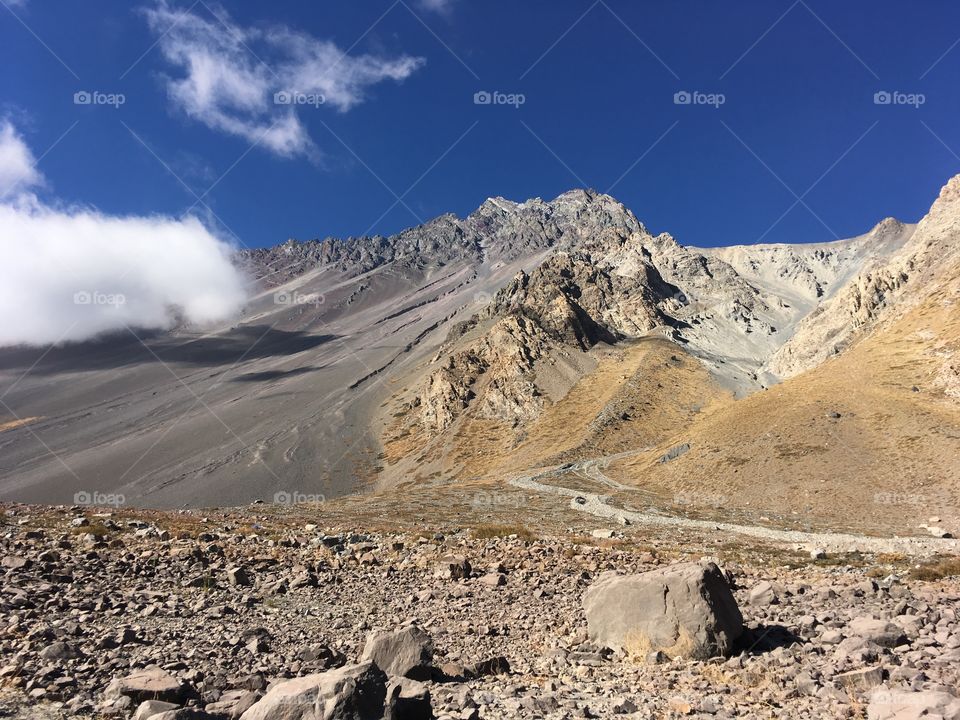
[
  {"left": 910, "top": 555, "right": 960, "bottom": 581},
  {"left": 472, "top": 524, "right": 535, "bottom": 541}
]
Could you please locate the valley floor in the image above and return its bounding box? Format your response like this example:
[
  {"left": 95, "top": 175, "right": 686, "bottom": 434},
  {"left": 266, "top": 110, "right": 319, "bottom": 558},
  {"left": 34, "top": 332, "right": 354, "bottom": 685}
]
[{"left": 1, "top": 490, "right": 959, "bottom": 719}]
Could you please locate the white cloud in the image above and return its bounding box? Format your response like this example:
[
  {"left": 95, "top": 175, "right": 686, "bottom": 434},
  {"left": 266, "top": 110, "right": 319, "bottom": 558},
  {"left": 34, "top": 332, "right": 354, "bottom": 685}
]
[
  {"left": 144, "top": 1, "right": 425, "bottom": 158},
  {"left": 0, "top": 122, "right": 247, "bottom": 347},
  {"left": 0, "top": 121, "right": 43, "bottom": 199}
]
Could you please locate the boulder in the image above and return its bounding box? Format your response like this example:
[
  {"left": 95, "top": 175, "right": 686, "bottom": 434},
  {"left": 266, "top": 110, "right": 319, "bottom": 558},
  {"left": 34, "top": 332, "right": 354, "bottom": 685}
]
[
  {"left": 836, "top": 667, "right": 884, "bottom": 692},
  {"left": 867, "top": 689, "right": 960, "bottom": 720},
  {"left": 227, "top": 567, "right": 252, "bottom": 587},
  {"left": 361, "top": 625, "right": 434, "bottom": 681},
  {"left": 434, "top": 556, "right": 470, "bottom": 580},
  {"left": 133, "top": 700, "right": 179, "bottom": 720},
  {"left": 478, "top": 573, "right": 506, "bottom": 587},
  {"left": 106, "top": 667, "right": 195, "bottom": 705},
  {"left": 849, "top": 618, "right": 908, "bottom": 649},
  {"left": 385, "top": 678, "right": 432, "bottom": 720},
  {"left": 239, "top": 661, "right": 387, "bottom": 720},
  {"left": 583, "top": 562, "right": 743, "bottom": 660},
  {"left": 205, "top": 690, "right": 261, "bottom": 718},
  {"left": 1, "top": 555, "right": 29, "bottom": 570},
  {"left": 748, "top": 580, "right": 778, "bottom": 605},
  {"left": 464, "top": 656, "right": 510, "bottom": 678}
]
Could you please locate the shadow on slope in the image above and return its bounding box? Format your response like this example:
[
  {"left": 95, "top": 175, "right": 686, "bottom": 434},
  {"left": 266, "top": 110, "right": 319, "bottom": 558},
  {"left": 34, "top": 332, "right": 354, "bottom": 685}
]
[{"left": 0, "top": 326, "right": 337, "bottom": 375}]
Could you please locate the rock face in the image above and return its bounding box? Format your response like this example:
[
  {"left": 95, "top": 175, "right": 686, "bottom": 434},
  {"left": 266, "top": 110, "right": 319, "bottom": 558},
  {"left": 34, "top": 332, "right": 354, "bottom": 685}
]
[
  {"left": 360, "top": 625, "right": 434, "bottom": 681},
  {"left": 767, "top": 177, "right": 960, "bottom": 379},
  {"left": 388, "top": 190, "right": 925, "bottom": 457},
  {"left": 239, "top": 661, "right": 388, "bottom": 720},
  {"left": 583, "top": 562, "right": 744, "bottom": 660}
]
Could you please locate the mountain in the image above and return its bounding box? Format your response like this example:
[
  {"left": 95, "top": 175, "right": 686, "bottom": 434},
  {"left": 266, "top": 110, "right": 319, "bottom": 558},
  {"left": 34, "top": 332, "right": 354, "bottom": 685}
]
[{"left": 1, "top": 178, "right": 957, "bottom": 537}]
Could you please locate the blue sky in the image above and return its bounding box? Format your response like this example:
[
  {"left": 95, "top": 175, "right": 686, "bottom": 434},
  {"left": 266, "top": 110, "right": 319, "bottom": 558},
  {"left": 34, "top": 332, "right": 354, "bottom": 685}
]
[{"left": 2, "top": 0, "right": 959, "bottom": 250}]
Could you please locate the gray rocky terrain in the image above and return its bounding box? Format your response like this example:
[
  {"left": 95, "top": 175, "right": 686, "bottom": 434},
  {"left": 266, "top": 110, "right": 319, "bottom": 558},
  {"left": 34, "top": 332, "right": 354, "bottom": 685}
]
[
  {"left": 0, "top": 186, "right": 924, "bottom": 507},
  {"left": 1, "top": 502, "right": 959, "bottom": 719}
]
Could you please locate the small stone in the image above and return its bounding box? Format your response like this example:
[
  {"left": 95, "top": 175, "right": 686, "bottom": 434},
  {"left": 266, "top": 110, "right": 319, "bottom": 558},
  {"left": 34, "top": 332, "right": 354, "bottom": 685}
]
[
  {"left": 434, "top": 556, "right": 471, "bottom": 580},
  {"left": 478, "top": 572, "right": 506, "bottom": 587}
]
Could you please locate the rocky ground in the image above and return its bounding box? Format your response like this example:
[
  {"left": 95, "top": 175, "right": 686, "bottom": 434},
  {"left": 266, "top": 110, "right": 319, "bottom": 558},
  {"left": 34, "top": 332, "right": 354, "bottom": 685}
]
[{"left": 1, "top": 501, "right": 959, "bottom": 719}]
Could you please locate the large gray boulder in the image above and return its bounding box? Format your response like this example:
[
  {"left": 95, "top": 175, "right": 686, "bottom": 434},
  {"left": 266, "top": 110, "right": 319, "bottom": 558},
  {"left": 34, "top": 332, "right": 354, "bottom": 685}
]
[
  {"left": 867, "top": 689, "right": 960, "bottom": 720},
  {"left": 361, "top": 625, "right": 434, "bottom": 681},
  {"left": 239, "top": 662, "right": 387, "bottom": 720},
  {"left": 106, "top": 667, "right": 195, "bottom": 705},
  {"left": 848, "top": 617, "right": 908, "bottom": 648},
  {"left": 582, "top": 561, "right": 743, "bottom": 660}
]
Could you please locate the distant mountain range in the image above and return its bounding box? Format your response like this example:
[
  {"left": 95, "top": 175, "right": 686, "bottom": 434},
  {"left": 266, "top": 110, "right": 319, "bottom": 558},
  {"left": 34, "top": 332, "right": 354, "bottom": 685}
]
[{"left": 1, "top": 177, "right": 958, "bottom": 534}]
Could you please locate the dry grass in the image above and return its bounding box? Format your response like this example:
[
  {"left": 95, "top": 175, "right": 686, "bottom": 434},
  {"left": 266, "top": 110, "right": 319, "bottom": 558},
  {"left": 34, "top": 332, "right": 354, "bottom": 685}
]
[
  {"left": 472, "top": 524, "right": 536, "bottom": 541},
  {"left": 607, "top": 295, "right": 960, "bottom": 537},
  {"left": 69, "top": 520, "right": 123, "bottom": 537},
  {"left": 909, "top": 555, "right": 960, "bottom": 581}
]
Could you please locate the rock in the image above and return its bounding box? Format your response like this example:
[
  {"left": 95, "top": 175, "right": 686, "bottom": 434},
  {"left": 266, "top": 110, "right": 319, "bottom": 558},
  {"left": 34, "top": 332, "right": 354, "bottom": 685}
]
[
  {"left": 809, "top": 548, "right": 827, "bottom": 560},
  {"left": 849, "top": 618, "right": 908, "bottom": 648},
  {"left": 133, "top": 700, "right": 179, "bottom": 720},
  {"left": 748, "top": 580, "right": 778, "bottom": 605},
  {"left": 107, "top": 667, "right": 195, "bottom": 705},
  {"left": 361, "top": 625, "right": 434, "bottom": 681},
  {"left": 1, "top": 555, "right": 29, "bottom": 569},
  {"left": 659, "top": 443, "right": 690, "bottom": 463},
  {"left": 583, "top": 562, "right": 743, "bottom": 660},
  {"left": 39, "top": 640, "right": 81, "bottom": 660},
  {"left": 150, "top": 710, "right": 215, "bottom": 720},
  {"left": 612, "top": 698, "right": 638, "bottom": 714},
  {"left": 868, "top": 689, "right": 960, "bottom": 719},
  {"left": 926, "top": 526, "right": 953, "bottom": 538},
  {"left": 205, "top": 690, "right": 261, "bottom": 718},
  {"left": 385, "top": 677, "right": 432, "bottom": 720},
  {"left": 836, "top": 667, "right": 884, "bottom": 692},
  {"left": 227, "top": 567, "right": 252, "bottom": 587},
  {"left": 434, "top": 556, "right": 471, "bottom": 580},
  {"left": 478, "top": 572, "right": 506, "bottom": 587},
  {"left": 239, "top": 662, "right": 387, "bottom": 720},
  {"left": 590, "top": 529, "right": 615, "bottom": 539},
  {"left": 464, "top": 656, "right": 510, "bottom": 678}
]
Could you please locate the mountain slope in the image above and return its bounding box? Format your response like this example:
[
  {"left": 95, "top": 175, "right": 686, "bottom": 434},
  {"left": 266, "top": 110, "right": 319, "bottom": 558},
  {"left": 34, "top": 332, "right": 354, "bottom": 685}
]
[
  {"left": 605, "top": 178, "right": 960, "bottom": 534},
  {"left": 0, "top": 181, "right": 947, "bottom": 522}
]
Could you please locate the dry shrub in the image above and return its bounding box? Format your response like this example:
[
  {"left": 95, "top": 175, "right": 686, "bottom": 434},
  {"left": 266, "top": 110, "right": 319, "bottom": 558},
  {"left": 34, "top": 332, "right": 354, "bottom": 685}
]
[
  {"left": 472, "top": 524, "right": 535, "bottom": 541},
  {"left": 910, "top": 555, "right": 960, "bottom": 581}
]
